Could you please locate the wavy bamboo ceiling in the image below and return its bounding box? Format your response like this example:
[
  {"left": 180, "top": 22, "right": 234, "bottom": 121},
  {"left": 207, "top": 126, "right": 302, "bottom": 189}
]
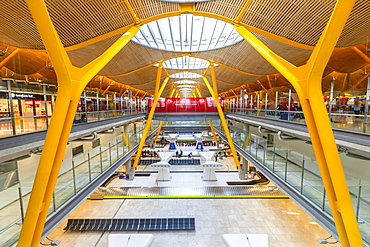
[{"left": 0, "top": 0, "right": 369, "bottom": 98}]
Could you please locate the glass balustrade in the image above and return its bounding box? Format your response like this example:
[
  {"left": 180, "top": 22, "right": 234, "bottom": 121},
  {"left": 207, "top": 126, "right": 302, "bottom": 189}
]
[
  {"left": 220, "top": 125, "right": 370, "bottom": 243},
  {"left": 0, "top": 126, "right": 146, "bottom": 247},
  {"left": 228, "top": 108, "right": 370, "bottom": 134}
]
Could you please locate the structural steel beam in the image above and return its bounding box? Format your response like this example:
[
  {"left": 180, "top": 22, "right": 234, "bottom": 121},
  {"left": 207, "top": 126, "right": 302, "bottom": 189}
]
[
  {"left": 0, "top": 48, "right": 20, "bottom": 69},
  {"left": 18, "top": 1, "right": 139, "bottom": 246},
  {"left": 154, "top": 121, "right": 164, "bottom": 145},
  {"left": 203, "top": 76, "right": 240, "bottom": 169},
  {"left": 155, "top": 61, "right": 163, "bottom": 96},
  {"left": 208, "top": 121, "right": 217, "bottom": 142},
  {"left": 236, "top": 0, "right": 362, "bottom": 246}
]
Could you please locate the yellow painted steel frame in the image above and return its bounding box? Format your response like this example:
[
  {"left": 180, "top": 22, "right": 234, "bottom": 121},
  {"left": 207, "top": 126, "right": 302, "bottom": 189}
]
[
  {"left": 236, "top": 0, "right": 362, "bottom": 246},
  {"left": 122, "top": 132, "right": 132, "bottom": 149},
  {"left": 0, "top": 48, "right": 20, "bottom": 68},
  {"left": 203, "top": 76, "right": 240, "bottom": 169},
  {"left": 208, "top": 121, "right": 217, "bottom": 142},
  {"left": 18, "top": 1, "right": 139, "bottom": 246},
  {"left": 132, "top": 75, "right": 170, "bottom": 170},
  {"left": 154, "top": 121, "right": 164, "bottom": 144},
  {"left": 169, "top": 86, "right": 176, "bottom": 97}
]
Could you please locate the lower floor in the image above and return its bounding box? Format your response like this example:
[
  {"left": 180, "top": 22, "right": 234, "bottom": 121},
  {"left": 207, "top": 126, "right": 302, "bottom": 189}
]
[{"left": 45, "top": 197, "right": 340, "bottom": 247}]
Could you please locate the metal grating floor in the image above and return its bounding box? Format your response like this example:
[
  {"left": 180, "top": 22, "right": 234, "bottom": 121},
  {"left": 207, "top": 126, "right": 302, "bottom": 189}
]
[
  {"left": 93, "top": 186, "right": 287, "bottom": 198},
  {"left": 64, "top": 218, "right": 195, "bottom": 231}
]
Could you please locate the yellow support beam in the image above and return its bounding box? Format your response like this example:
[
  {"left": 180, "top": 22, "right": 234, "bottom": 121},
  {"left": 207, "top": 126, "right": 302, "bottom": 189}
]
[
  {"left": 169, "top": 86, "right": 176, "bottom": 98},
  {"left": 122, "top": 0, "right": 141, "bottom": 24},
  {"left": 236, "top": 0, "right": 361, "bottom": 246},
  {"left": 210, "top": 62, "right": 219, "bottom": 96},
  {"left": 203, "top": 76, "right": 240, "bottom": 169},
  {"left": 208, "top": 121, "right": 218, "bottom": 142},
  {"left": 18, "top": 1, "right": 139, "bottom": 246},
  {"left": 233, "top": 0, "right": 253, "bottom": 23},
  {"left": 132, "top": 76, "right": 170, "bottom": 170},
  {"left": 155, "top": 61, "right": 163, "bottom": 96},
  {"left": 0, "top": 48, "right": 20, "bottom": 68},
  {"left": 168, "top": 83, "right": 174, "bottom": 97},
  {"left": 196, "top": 87, "right": 202, "bottom": 97},
  {"left": 154, "top": 121, "right": 164, "bottom": 145},
  {"left": 122, "top": 132, "right": 132, "bottom": 149}
]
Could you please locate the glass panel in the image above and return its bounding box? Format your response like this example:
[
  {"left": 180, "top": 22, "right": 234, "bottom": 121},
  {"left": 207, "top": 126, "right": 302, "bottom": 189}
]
[
  {"left": 273, "top": 145, "right": 287, "bottom": 179},
  {"left": 286, "top": 154, "right": 304, "bottom": 191},
  {"left": 110, "top": 140, "right": 118, "bottom": 164},
  {"left": 89, "top": 152, "right": 102, "bottom": 181},
  {"left": 54, "top": 170, "right": 75, "bottom": 209},
  {"left": 359, "top": 185, "right": 370, "bottom": 243},
  {"left": 101, "top": 148, "right": 110, "bottom": 171},
  {"left": 301, "top": 158, "right": 324, "bottom": 209},
  {"left": 74, "top": 161, "right": 89, "bottom": 192},
  {"left": 0, "top": 221, "right": 22, "bottom": 247},
  {"left": 0, "top": 184, "right": 21, "bottom": 230}
]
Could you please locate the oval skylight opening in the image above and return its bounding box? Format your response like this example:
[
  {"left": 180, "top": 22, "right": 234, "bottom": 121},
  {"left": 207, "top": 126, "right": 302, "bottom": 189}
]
[
  {"left": 161, "top": 56, "right": 211, "bottom": 70},
  {"left": 132, "top": 14, "right": 243, "bottom": 52},
  {"left": 174, "top": 80, "right": 198, "bottom": 85},
  {"left": 170, "top": 72, "right": 202, "bottom": 79},
  {"left": 177, "top": 85, "right": 196, "bottom": 89}
]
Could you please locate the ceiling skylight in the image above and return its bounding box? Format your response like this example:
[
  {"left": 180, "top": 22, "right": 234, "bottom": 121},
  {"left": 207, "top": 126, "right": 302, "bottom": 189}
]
[
  {"left": 132, "top": 14, "right": 243, "bottom": 52},
  {"left": 177, "top": 85, "right": 196, "bottom": 89},
  {"left": 173, "top": 80, "right": 198, "bottom": 85},
  {"left": 170, "top": 72, "right": 202, "bottom": 79},
  {"left": 161, "top": 56, "right": 210, "bottom": 70}
]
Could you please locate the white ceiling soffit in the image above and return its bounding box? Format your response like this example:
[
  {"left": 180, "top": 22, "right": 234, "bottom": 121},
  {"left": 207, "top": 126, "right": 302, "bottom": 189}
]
[
  {"left": 132, "top": 13, "right": 243, "bottom": 53},
  {"left": 170, "top": 72, "right": 202, "bottom": 79}
]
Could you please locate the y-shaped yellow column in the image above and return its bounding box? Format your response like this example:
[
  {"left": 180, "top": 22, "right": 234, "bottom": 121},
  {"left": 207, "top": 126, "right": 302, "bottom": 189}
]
[
  {"left": 236, "top": 0, "right": 361, "bottom": 246},
  {"left": 19, "top": 1, "right": 139, "bottom": 246}
]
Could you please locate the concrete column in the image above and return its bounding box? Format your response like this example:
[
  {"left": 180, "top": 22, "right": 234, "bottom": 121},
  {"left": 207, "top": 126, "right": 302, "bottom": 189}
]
[
  {"left": 238, "top": 157, "right": 248, "bottom": 180},
  {"left": 125, "top": 158, "right": 135, "bottom": 180},
  {"left": 124, "top": 124, "right": 130, "bottom": 133},
  {"left": 243, "top": 123, "right": 250, "bottom": 133}
]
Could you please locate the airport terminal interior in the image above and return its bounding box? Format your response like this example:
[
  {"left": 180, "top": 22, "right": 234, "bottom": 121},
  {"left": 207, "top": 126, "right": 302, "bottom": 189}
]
[{"left": 0, "top": 0, "right": 369, "bottom": 246}]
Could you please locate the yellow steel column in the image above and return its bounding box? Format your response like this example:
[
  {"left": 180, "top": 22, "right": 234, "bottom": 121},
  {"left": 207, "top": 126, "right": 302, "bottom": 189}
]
[
  {"left": 210, "top": 62, "right": 218, "bottom": 96},
  {"left": 208, "top": 121, "right": 218, "bottom": 142},
  {"left": 155, "top": 61, "right": 163, "bottom": 96},
  {"left": 19, "top": 1, "right": 139, "bottom": 246},
  {"left": 0, "top": 48, "right": 20, "bottom": 68},
  {"left": 132, "top": 77, "right": 170, "bottom": 170},
  {"left": 196, "top": 87, "right": 202, "bottom": 97},
  {"left": 169, "top": 85, "right": 176, "bottom": 97},
  {"left": 236, "top": 0, "right": 361, "bottom": 246},
  {"left": 154, "top": 121, "right": 164, "bottom": 145},
  {"left": 203, "top": 76, "right": 240, "bottom": 169}
]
